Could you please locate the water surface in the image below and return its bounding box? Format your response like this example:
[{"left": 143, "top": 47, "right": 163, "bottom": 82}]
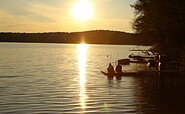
[{"left": 0, "top": 43, "right": 185, "bottom": 113}]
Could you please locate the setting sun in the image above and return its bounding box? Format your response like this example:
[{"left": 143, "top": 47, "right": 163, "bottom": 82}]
[{"left": 71, "top": 0, "right": 93, "bottom": 21}]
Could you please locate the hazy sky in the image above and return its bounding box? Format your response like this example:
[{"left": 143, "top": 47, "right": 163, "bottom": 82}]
[{"left": 0, "top": 0, "right": 136, "bottom": 33}]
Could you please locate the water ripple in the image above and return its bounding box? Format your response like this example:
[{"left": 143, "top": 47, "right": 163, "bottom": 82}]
[
  {"left": 1, "top": 43, "right": 184, "bottom": 113},
  {"left": 0, "top": 75, "right": 20, "bottom": 79}
]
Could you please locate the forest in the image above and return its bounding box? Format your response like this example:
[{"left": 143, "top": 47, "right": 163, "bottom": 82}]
[{"left": 0, "top": 30, "right": 141, "bottom": 45}]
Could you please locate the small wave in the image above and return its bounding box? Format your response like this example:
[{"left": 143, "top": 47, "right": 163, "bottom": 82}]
[{"left": 0, "top": 75, "right": 20, "bottom": 79}]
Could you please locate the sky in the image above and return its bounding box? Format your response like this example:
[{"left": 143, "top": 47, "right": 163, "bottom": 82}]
[{"left": 0, "top": 0, "right": 136, "bottom": 33}]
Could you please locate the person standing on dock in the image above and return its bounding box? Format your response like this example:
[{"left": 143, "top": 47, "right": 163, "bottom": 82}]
[
  {"left": 115, "top": 63, "right": 122, "bottom": 73},
  {"left": 107, "top": 63, "right": 115, "bottom": 73}
]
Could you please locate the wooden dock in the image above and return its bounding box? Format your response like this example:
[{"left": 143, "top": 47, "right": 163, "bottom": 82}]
[{"left": 101, "top": 69, "right": 184, "bottom": 79}]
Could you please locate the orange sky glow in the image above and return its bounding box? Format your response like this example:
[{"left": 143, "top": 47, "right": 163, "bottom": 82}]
[{"left": 0, "top": 0, "right": 136, "bottom": 33}]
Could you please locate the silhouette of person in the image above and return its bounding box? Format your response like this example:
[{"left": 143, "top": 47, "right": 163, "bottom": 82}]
[
  {"left": 107, "top": 63, "right": 115, "bottom": 73},
  {"left": 115, "top": 63, "right": 122, "bottom": 73}
]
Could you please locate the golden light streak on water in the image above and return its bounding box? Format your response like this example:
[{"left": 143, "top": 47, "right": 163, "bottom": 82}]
[{"left": 78, "top": 44, "right": 88, "bottom": 110}]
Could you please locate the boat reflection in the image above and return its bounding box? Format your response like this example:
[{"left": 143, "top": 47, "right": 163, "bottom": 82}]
[{"left": 78, "top": 44, "right": 88, "bottom": 110}]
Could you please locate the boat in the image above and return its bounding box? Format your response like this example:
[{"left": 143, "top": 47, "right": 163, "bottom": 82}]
[
  {"left": 101, "top": 70, "right": 140, "bottom": 78},
  {"left": 128, "top": 49, "right": 157, "bottom": 59},
  {"left": 118, "top": 59, "right": 130, "bottom": 65},
  {"left": 129, "top": 54, "right": 156, "bottom": 59},
  {"left": 127, "top": 49, "right": 158, "bottom": 64}
]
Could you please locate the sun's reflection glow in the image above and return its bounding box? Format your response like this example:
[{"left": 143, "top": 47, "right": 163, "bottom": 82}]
[{"left": 78, "top": 44, "right": 88, "bottom": 110}]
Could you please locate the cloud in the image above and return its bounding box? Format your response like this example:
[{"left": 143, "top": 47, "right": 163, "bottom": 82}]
[
  {"left": 0, "top": 0, "right": 73, "bottom": 32},
  {"left": 0, "top": 0, "right": 74, "bottom": 22},
  {"left": 0, "top": 9, "right": 61, "bottom": 32},
  {"left": 0, "top": 0, "right": 30, "bottom": 16}
]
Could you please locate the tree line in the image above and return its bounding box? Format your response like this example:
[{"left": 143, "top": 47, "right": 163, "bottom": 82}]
[{"left": 0, "top": 30, "right": 141, "bottom": 45}]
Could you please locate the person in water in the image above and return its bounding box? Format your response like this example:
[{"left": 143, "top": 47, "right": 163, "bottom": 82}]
[
  {"left": 107, "top": 63, "right": 115, "bottom": 73},
  {"left": 115, "top": 63, "right": 122, "bottom": 73}
]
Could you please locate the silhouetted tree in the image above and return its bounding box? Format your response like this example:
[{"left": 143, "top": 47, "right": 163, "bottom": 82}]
[{"left": 132, "top": 0, "right": 185, "bottom": 56}]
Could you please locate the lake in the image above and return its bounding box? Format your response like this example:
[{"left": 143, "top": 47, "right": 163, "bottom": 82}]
[{"left": 0, "top": 42, "right": 185, "bottom": 113}]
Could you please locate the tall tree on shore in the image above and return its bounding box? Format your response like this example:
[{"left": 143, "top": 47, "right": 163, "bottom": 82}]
[{"left": 131, "top": 0, "right": 185, "bottom": 58}]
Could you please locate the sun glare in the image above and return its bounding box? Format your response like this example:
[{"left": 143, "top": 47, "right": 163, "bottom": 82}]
[
  {"left": 78, "top": 43, "right": 88, "bottom": 85},
  {"left": 78, "top": 44, "right": 88, "bottom": 110},
  {"left": 72, "top": 0, "right": 93, "bottom": 21}
]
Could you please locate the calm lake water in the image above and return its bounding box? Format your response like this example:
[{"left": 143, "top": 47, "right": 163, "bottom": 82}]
[{"left": 0, "top": 42, "right": 185, "bottom": 114}]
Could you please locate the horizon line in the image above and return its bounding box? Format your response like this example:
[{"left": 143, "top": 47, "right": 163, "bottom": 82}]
[{"left": 0, "top": 29, "right": 135, "bottom": 34}]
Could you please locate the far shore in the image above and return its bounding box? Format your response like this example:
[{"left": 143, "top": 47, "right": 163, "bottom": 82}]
[{"left": 0, "top": 30, "right": 149, "bottom": 45}]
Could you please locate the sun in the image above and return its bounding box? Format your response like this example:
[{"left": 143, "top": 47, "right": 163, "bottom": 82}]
[{"left": 71, "top": 0, "right": 93, "bottom": 21}]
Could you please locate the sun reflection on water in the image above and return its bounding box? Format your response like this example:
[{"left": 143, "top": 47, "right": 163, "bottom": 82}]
[{"left": 78, "top": 44, "right": 88, "bottom": 110}]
